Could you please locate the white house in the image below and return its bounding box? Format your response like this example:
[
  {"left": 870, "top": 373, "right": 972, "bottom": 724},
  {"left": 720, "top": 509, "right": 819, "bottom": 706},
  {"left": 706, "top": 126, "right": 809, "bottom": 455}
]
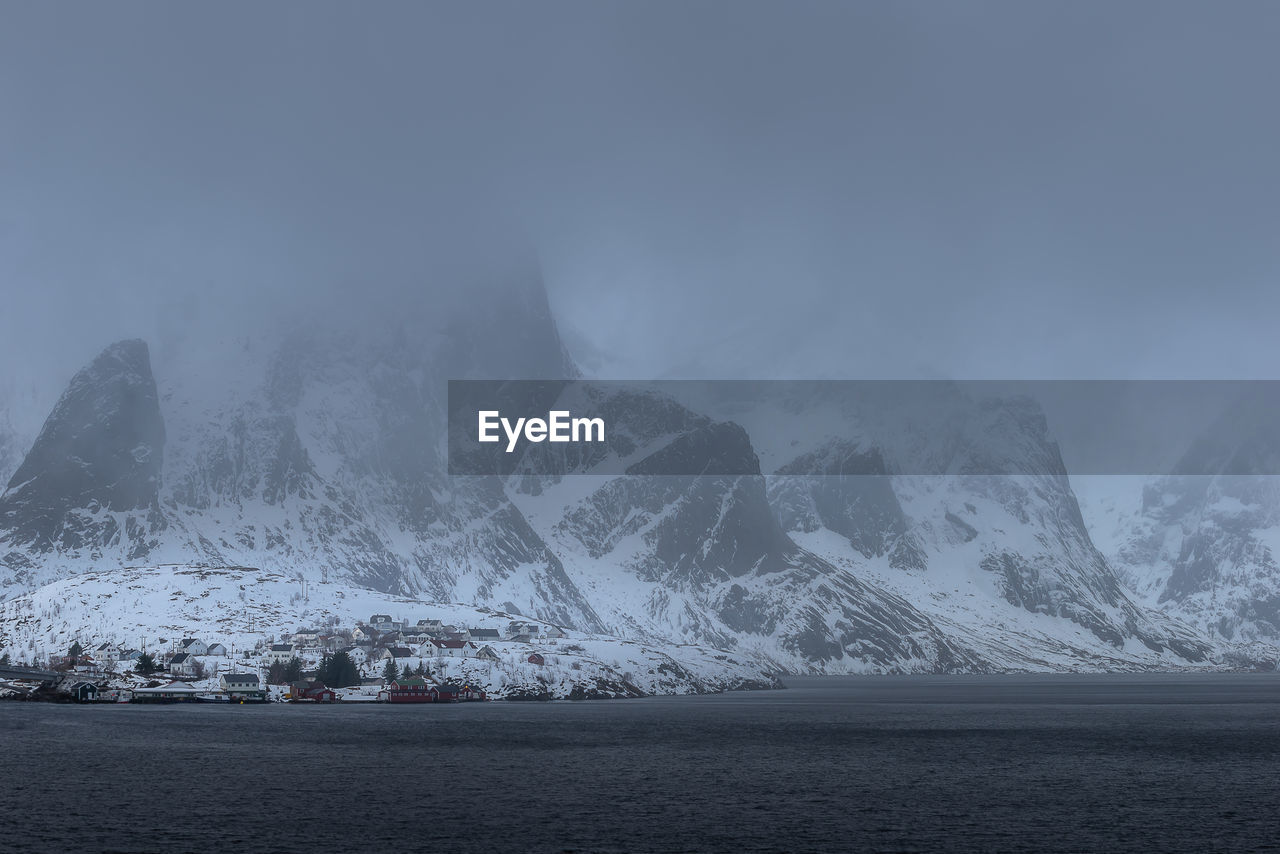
[
  {"left": 221, "top": 673, "right": 261, "bottom": 696},
  {"left": 292, "top": 630, "right": 321, "bottom": 647},
  {"left": 205, "top": 643, "right": 228, "bottom": 657},
  {"left": 369, "top": 614, "right": 404, "bottom": 632},
  {"left": 178, "top": 638, "right": 208, "bottom": 656},
  {"left": 339, "top": 646, "right": 369, "bottom": 665},
  {"left": 506, "top": 621, "right": 540, "bottom": 639},
  {"left": 425, "top": 639, "right": 474, "bottom": 658},
  {"left": 264, "top": 644, "right": 296, "bottom": 664},
  {"left": 168, "top": 652, "right": 195, "bottom": 676}
]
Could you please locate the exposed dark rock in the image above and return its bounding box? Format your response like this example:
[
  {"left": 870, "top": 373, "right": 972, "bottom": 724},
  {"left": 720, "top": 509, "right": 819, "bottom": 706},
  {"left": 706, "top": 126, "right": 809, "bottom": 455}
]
[{"left": 0, "top": 339, "right": 165, "bottom": 556}]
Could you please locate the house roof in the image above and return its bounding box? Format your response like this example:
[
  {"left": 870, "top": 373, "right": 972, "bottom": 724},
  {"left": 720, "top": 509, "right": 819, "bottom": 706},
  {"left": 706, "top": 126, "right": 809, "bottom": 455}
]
[
  {"left": 390, "top": 677, "right": 428, "bottom": 688},
  {"left": 134, "top": 681, "right": 202, "bottom": 695},
  {"left": 270, "top": 644, "right": 294, "bottom": 652},
  {"left": 169, "top": 653, "right": 190, "bottom": 664},
  {"left": 223, "top": 673, "right": 259, "bottom": 684},
  {"left": 469, "top": 628, "right": 500, "bottom": 638},
  {"left": 430, "top": 639, "right": 470, "bottom": 649},
  {"left": 179, "top": 638, "right": 201, "bottom": 647},
  {"left": 388, "top": 647, "right": 413, "bottom": 657}
]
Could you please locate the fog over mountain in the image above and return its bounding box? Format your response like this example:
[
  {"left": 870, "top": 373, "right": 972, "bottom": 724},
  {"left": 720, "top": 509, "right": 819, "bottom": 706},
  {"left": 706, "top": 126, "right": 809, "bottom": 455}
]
[{"left": 2, "top": 4, "right": 1280, "bottom": 672}]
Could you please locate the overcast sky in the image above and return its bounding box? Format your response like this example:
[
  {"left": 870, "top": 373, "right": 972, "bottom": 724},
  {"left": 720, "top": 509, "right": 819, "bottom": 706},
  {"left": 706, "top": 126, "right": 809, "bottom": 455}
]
[{"left": 3, "top": 1, "right": 1279, "bottom": 420}]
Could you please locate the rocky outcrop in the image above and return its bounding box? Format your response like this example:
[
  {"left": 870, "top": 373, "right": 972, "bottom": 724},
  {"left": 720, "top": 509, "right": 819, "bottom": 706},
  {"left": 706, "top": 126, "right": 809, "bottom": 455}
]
[{"left": 0, "top": 340, "right": 166, "bottom": 575}]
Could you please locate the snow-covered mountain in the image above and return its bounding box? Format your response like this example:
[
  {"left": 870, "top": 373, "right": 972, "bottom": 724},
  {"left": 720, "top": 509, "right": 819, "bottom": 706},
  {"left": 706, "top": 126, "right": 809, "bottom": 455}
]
[
  {"left": 508, "top": 382, "right": 1213, "bottom": 672},
  {"left": 0, "top": 279, "right": 1271, "bottom": 673},
  {"left": 1085, "top": 387, "right": 1280, "bottom": 646}
]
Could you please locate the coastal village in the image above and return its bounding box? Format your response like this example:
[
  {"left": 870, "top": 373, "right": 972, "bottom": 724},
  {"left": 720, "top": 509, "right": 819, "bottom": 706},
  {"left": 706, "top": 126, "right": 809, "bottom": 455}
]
[{"left": 0, "top": 614, "right": 581, "bottom": 704}]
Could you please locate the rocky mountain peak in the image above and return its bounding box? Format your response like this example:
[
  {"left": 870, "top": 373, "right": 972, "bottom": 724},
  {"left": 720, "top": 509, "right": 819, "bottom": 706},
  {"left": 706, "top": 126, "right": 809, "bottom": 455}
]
[{"left": 0, "top": 338, "right": 165, "bottom": 558}]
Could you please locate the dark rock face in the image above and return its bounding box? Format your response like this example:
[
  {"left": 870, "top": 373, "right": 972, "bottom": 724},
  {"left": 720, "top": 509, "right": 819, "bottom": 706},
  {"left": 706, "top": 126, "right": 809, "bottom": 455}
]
[
  {"left": 1107, "top": 386, "right": 1280, "bottom": 643},
  {"left": 1, "top": 340, "right": 165, "bottom": 556},
  {"left": 542, "top": 395, "right": 984, "bottom": 671},
  {"left": 771, "top": 443, "right": 926, "bottom": 570}
]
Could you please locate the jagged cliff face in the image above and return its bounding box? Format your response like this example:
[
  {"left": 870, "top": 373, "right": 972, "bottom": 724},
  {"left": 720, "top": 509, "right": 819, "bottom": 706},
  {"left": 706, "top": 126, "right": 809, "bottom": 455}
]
[
  {"left": 0, "top": 283, "right": 1238, "bottom": 671},
  {"left": 720, "top": 389, "right": 1211, "bottom": 666},
  {"left": 0, "top": 340, "right": 167, "bottom": 581},
  {"left": 1096, "top": 389, "right": 1280, "bottom": 643},
  {"left": 0, "top": 416, "right": 19, "bottom": 492}
]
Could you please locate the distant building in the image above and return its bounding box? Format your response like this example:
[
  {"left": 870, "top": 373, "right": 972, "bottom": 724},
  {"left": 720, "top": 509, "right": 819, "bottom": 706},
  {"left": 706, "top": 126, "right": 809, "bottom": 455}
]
[
  {"left": 469, "top": 628, "right": 501, "bottom": 643},
  {"left": 290, "top": 680, "right": 337, "bottom": 703},
  {"left": 265, "top": 644, "right": 296, "bottom": 664},
  {"left": 386, "top": 677, "right": 433, "bottom": 703},
  {"left": 131, "top": 681, "right": 203, "bottom": 703},
  {"left": 292, "top": 630, "right": 322, "bottom": 647},
  {"left": 527, "top": 653, "right": 546, "bottom": 666},
  {"left": 378, "top": 647, "right": 414, "bottom": 661},
  {"left": 369, "top": 614, "right": 404, "bottom": 632},
  {"left": 221, "top": 673, "right": 264, "bottom": 700},
  {"left": 507, "top": 620, "right": 540, "bottom": 639},
  {"left": 168, "top": 653, "right": 194, "bottom": 676},
  {"left": 433, "top": 683, "right": 462, "bottom": 702},
  {"left": 339, "top": 646, "right": 369, "bottom": 665},
  {"left": 205, "top": 643, "right": 228, "bottom": 657},
  {"left": 68, "top": 682, "right": 99, "bottom": 702},
  {"left": 474, "top": 645, "right": 501, "bottom": 662},
  {"left": 425, "top": 639, "right": 473, "bottom": 658},
  {"left": 178, "top": 639, "right": 208, "bottom": 656}
]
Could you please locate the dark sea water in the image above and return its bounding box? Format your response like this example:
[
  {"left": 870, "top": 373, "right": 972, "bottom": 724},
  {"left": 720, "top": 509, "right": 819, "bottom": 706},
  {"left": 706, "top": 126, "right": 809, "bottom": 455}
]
[{"left": 3, "top": 674, "right": 1280, "bottom": 853}]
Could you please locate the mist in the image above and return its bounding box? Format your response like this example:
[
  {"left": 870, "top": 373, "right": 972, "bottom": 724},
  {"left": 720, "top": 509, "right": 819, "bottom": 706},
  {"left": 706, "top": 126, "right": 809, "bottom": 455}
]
[{"left": 3, "top": 1, "right": 1279, "bottom": 434}]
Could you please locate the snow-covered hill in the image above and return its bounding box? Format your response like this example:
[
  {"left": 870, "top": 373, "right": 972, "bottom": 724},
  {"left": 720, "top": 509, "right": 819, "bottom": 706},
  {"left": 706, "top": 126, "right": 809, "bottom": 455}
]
[{"left": 0, "top": 564, "right": 777, "bottom": 698}]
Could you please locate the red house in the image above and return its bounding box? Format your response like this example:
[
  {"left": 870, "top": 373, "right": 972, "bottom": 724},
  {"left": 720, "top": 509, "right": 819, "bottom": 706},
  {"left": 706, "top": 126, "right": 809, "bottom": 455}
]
[
  {"left": 432, "top": 683, "right": 461, "bottom": 702},
  {"left": 527, "top": 653, "right": 545, "bottom": 666},
  {"left": 290, "top": 680, "right": 338, "bottom": 703},
  {"left": 303, "top": 685, "right": 338, "bottom": 703},
  {"left": 387, "top": 677, "right": 434, "bottom": 703}
]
